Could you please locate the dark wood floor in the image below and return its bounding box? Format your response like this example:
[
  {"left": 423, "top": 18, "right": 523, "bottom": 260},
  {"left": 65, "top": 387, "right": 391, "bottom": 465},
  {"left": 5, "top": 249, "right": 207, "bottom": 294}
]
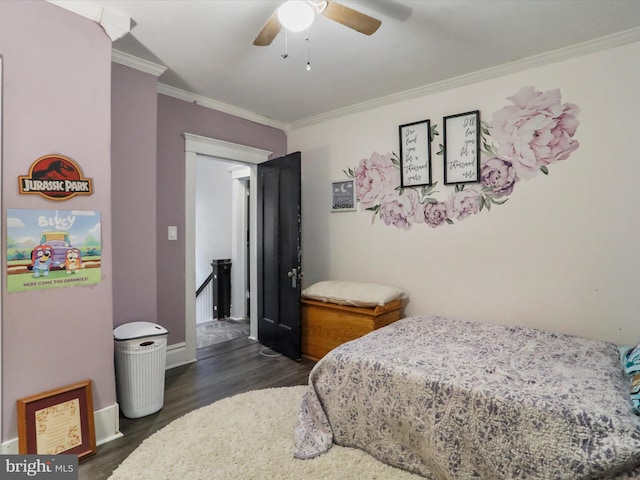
[{"left": 79, "top": 337, "right": 315, "bottom": 480}]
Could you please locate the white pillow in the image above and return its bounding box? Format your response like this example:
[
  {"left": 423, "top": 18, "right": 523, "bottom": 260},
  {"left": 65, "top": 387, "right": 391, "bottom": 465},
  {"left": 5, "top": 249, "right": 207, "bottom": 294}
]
[{"left": 302, "top": 280, "right": 406, "bottom": 307}]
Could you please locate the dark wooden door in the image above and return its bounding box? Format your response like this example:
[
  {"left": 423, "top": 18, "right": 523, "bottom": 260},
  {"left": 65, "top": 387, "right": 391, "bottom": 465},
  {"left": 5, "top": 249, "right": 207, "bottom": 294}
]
[{"left": 257, "top": 152, "right": 302, "bottom": 360}]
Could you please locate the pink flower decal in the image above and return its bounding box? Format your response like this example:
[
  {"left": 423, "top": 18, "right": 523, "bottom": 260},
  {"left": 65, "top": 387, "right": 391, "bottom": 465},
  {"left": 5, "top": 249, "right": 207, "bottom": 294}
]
[
  {"left": 481, "top": 157, "right": 516, "bottom": 196},
  {"left": 354, "top": 152, "right": 400, "bottom": 209},
  {"left": 344, "top": 86, "right": 580, "bottom": 230},
  {"left": 422, "top": 201, "right": 453, "bottom": 228},
  {"left": 490, "top": 86, "right": 580, "bottom": 180},
  {"left": 379, "top": 189, "right": 423, "bottom": 230},
  {"left": 450, "top": 188, "right": 481, "bottom": 220}
]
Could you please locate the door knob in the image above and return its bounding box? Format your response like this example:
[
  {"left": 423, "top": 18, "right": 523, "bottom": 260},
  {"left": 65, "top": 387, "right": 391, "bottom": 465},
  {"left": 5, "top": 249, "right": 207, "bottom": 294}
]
[{"left": 287, "top": 267, "right": 297, "bottom": 288}]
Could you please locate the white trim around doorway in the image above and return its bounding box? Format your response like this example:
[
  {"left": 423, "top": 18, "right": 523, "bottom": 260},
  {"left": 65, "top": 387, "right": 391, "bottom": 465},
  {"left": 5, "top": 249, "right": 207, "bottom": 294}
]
[{"left": 166, "top": 134, "right": 272, "bottom": 369}]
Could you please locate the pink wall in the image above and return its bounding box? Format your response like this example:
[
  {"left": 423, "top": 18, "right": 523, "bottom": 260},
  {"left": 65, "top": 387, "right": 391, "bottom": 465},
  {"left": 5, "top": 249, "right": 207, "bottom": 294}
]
[
  {"left": 156, "top": 95, "right": 287, "bottom": 344},
  {"left": 0, "top": 0, "right": 288, "bottom": 442},
  {"left": 0, "top": 1, "right": 115, "bottom": 440},
  {"left": 112, "top": 63, "right": 158, "bottom": 328}
]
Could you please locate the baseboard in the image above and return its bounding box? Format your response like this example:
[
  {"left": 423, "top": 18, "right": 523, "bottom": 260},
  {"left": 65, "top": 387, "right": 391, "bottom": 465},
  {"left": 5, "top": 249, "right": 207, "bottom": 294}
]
[
  {"left": 1, "top": 403, "right": 122, "bottom": 454},
  {"left": 165, "top": 341, "right": 196, "bottom": 370},
  {"left": 94, "top": 404, "right": 123, "bottom": 446}
]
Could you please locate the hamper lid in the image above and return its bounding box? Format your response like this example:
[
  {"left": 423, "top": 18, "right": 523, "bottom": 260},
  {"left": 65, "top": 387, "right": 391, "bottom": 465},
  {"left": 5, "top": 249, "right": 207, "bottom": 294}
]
[{"left": 114, "top": 321, "right": 168, "bottom": 341}]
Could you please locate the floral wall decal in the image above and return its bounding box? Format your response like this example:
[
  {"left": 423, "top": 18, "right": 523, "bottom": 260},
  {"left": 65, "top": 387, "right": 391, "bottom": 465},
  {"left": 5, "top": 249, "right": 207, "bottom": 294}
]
[{"left": 344, "top": 86, "right": 581, "bottom": 229}]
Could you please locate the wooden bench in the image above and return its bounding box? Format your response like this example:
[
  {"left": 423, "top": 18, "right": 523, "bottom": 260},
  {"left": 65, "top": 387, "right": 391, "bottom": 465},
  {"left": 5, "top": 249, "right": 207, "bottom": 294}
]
[{"left": 301, "top": 298, "right": 403, "bottom": 361}]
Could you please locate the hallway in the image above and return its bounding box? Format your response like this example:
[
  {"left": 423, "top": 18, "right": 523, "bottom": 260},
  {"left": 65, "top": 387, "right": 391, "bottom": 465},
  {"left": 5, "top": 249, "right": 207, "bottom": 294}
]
[{"left": 196, "top": 318, "right": 250, "bottom": 349}]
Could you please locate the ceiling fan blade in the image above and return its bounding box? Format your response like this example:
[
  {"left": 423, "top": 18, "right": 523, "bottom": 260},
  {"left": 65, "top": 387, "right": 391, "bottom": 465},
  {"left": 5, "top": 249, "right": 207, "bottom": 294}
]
[
  {"left": 321, "top": 1, "right": 381, "bottom": 36},
  {"left": 253, "top": 11, "right": 282, "bottom": 46}
]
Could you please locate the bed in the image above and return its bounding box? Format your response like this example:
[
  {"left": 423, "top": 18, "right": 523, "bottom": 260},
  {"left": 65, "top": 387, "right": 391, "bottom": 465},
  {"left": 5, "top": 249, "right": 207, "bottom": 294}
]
[{"left": 294, "top": 316, "right": 640, "bottom": 479}]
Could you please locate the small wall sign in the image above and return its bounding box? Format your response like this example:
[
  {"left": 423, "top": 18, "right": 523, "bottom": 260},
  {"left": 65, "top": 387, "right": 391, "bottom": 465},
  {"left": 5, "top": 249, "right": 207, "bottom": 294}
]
[
  {"left": 331, "top": 179, "right": 356, "bottom": 212},
  {"left": 18, "top": 154, "right": 93, "bottom": 201}
]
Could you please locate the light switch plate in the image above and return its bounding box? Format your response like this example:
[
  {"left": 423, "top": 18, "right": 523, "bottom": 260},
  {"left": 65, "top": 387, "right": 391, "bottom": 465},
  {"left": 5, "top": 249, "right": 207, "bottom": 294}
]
[{"left": 168, "top": 226, "right": 178, "bottom": 240}]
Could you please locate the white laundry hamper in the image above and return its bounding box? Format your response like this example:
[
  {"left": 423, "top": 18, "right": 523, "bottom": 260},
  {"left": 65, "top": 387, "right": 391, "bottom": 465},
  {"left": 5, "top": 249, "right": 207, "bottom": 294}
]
[{"left": 114, "top": 321, "right": 169, "bottom": 418}]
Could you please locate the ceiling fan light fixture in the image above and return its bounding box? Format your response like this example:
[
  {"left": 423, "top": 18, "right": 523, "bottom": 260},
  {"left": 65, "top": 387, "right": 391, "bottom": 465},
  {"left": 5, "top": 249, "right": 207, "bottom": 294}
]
[{"left": 277, "top": 1, "right": 315, "bottom": 32}]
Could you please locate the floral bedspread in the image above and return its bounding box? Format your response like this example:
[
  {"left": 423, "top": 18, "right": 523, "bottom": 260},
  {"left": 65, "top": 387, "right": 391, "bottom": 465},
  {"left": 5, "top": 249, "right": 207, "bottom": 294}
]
[{"left": 294, "top": 316, "right": 640, "bottom": 479}]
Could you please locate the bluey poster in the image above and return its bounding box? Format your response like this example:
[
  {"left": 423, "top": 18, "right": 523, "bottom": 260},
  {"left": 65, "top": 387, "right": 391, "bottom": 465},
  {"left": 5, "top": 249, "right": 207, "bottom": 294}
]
[{"left": 7, "top": 209, "right": 101, "bottom": 292}]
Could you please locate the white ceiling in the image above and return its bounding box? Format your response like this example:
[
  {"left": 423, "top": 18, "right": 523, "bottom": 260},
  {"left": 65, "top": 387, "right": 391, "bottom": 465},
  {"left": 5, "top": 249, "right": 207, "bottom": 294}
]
[{"left": 50, "top": 1, "right": 640, "bottom": 128}]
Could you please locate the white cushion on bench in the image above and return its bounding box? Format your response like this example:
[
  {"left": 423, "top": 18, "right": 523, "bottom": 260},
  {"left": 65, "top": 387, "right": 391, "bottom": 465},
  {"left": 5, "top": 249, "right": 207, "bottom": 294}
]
[{"left": 301, "top": 280, "right": 406, "bottom": 307}]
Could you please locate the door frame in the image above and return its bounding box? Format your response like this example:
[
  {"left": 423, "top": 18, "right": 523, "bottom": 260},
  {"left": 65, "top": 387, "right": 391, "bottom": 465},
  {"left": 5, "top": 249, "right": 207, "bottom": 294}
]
[
  {"left": 184, "top": 134, "right": 272, "bottom": 363},
  {"left": 229, "top": 165, "right": 250, "bottom": 321}
]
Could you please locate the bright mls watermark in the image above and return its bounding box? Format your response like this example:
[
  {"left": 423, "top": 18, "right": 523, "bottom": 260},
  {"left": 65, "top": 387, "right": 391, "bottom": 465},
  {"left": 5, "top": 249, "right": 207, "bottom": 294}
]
[{"left": 0, "top": 455, "right": 77, "bottom": 479}]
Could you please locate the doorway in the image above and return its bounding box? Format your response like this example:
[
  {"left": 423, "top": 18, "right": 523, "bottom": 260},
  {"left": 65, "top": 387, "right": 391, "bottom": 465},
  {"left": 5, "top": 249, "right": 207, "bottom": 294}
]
[
  {"left": 194, "top": 159, "right": 250, "bottom": 349},
  {"left": 183, "top": 134, "right": 273, "bottom": 365}
]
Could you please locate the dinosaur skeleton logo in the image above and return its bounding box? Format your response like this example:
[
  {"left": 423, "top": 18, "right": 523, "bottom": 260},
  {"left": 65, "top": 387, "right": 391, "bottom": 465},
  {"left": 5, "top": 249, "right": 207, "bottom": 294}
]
[{"left": 19, "top": 154, "right": 93, "bottom": 201}]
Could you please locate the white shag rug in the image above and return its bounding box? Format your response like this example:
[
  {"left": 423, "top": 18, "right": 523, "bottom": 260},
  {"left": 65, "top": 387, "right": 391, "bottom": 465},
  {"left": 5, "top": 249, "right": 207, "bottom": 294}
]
[{"left": 108, "top": 385, "right": 422, "bottom": 480}]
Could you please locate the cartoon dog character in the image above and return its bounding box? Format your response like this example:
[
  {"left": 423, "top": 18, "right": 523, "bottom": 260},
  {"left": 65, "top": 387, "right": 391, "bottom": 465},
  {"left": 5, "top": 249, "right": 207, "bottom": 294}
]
[
  {"left": 64, "top": 248, "right": 83, "bottom": 275},
  {"left": 31, "top": 244, "right": 53, "bottom": 277}
]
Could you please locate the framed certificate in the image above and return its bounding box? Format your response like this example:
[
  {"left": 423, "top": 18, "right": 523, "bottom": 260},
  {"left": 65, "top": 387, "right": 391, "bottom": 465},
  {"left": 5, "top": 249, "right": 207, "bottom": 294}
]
[{"left": 17, "top": 380, "right": 96, "bottom": 459}]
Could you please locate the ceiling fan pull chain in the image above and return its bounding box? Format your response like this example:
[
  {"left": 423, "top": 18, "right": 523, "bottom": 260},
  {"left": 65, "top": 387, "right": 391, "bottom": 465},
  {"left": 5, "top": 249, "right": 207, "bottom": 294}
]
[
  {"left": 281, "top": 28, "right": 289, "bottom": 59},
  {"left": 306, "top": 32, "right": 311, "bottom": 71}
]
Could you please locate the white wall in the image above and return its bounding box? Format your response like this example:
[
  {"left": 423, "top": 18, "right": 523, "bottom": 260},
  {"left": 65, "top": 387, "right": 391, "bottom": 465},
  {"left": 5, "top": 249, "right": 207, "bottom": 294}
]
[
  {"left": 195, "top": 157, "right": 236, "bottom": 286},
  {"left": 290, "top": 41, "right": 640, "bottom": 346}
]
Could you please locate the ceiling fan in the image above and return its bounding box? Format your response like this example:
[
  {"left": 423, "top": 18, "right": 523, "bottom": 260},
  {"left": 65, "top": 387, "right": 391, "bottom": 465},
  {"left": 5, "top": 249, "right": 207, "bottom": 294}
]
[{"left": 253, "top": 0, "right": 381, "bottom": 46}]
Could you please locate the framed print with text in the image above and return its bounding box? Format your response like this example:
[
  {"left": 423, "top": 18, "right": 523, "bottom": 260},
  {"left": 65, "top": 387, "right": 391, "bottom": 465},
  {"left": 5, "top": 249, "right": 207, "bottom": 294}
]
[
  {"left": 399, "top": 119, "right": 432, "bottom": 187},
  {"left": 443, "top": 110, "right": 481, "bottom": 184}
]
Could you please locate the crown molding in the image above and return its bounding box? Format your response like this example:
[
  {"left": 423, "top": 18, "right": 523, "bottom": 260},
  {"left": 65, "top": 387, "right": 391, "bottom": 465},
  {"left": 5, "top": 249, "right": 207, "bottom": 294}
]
[
  {"left": 286, "top": 26, "right": 640, "bottom": 131},
  {"left": 158, "top": 84, "right": 287, "bottom": 131},
  {"left": 112, "top": 26, "right": 639, "bottom": 133},
  {"left": 112, "top": 50, "right": 167, "bottom": 77},
  {"left": 109, "top": 49, "right": 283, "bottom": 130}
]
